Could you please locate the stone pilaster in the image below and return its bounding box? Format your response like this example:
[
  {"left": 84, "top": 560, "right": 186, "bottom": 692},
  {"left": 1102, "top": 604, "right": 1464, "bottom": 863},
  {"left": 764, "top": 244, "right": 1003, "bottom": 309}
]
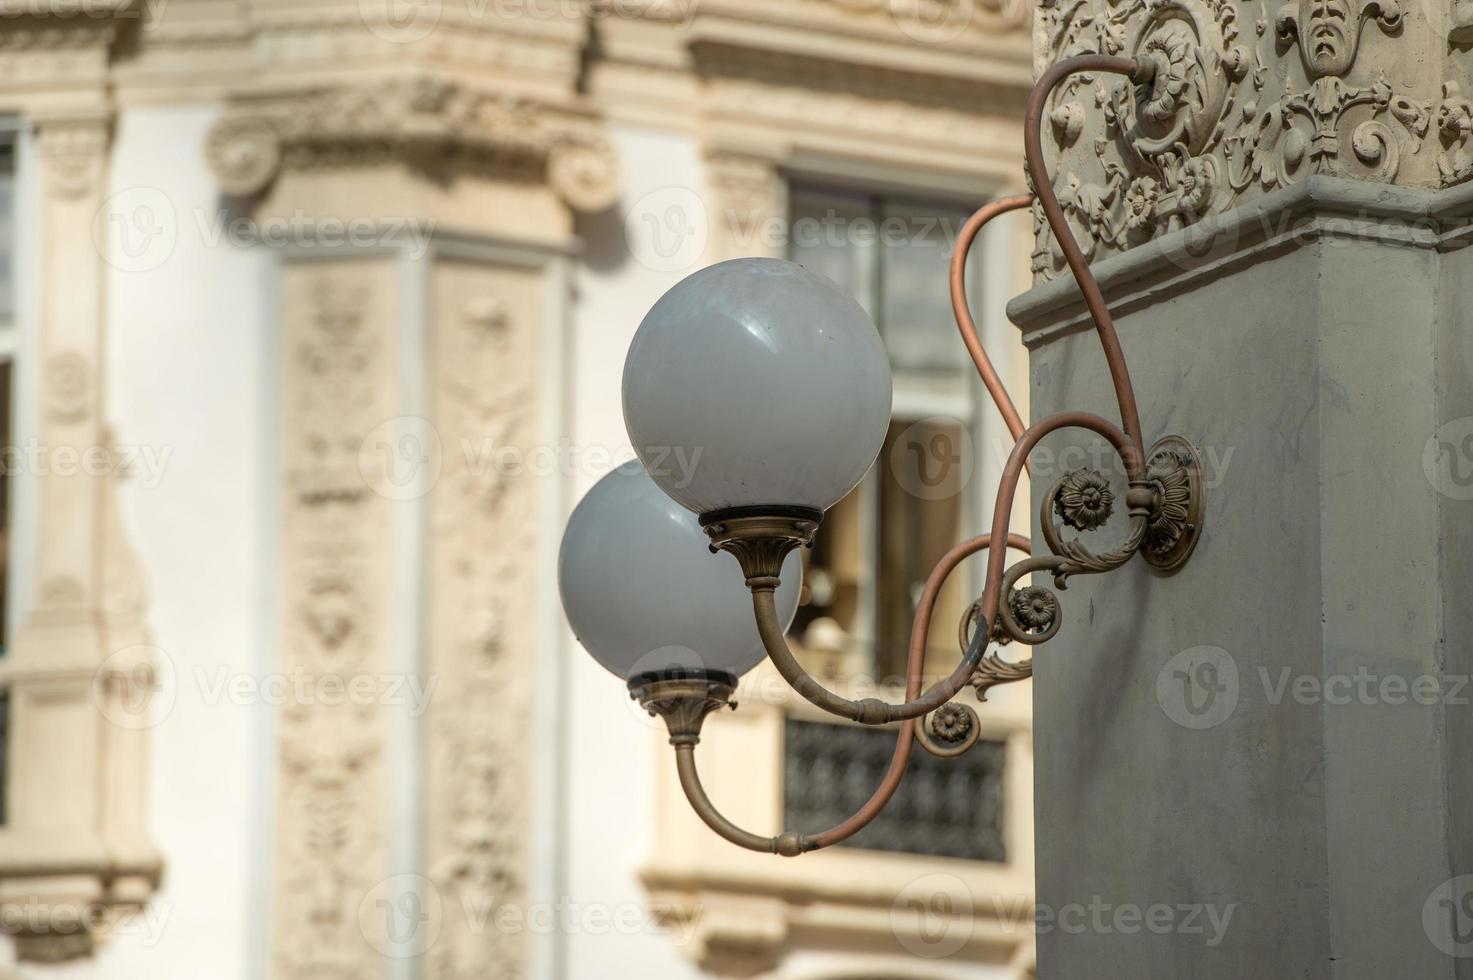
[
  {"left": 1020, "top": 1, "right": 1473, "bottom": 972},
  {"left": 0, "top": 110, "right": 163, "bottom": 962},
  {"left": 205, "top": 49, "right": 608, "bottom": 978}
]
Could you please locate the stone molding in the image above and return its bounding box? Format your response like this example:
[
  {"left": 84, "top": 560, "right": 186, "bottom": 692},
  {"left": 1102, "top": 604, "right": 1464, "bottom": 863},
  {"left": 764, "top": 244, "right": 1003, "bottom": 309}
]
[
  {"left": 588, "top": 0, "right": 1035, "bottom": 191},
  {"left": 1011, "top": 175, "right": 1473, "bottom": 343}
]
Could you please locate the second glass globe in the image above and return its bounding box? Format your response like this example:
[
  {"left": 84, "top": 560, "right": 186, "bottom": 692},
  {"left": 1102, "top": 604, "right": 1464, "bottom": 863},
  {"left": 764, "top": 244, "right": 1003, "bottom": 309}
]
[
  {"left": 558, "top": 461, "right": 802, "bottom": 683},
  {"left": 622, "top": 258, "right": 893, "bottom": 518}
]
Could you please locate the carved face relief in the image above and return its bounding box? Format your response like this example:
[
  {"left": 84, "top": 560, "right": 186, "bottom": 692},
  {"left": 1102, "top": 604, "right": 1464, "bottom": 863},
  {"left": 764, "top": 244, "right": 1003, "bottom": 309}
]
[
  {"left": 1439, "top": 84, "right": 1473, "bottom": 139},
  {"left": 1305, "top": 0, "right": 1354, "bottom": 76},
  {"left": 1277, "top": 0, "right": 1403, "bottom": 79}
]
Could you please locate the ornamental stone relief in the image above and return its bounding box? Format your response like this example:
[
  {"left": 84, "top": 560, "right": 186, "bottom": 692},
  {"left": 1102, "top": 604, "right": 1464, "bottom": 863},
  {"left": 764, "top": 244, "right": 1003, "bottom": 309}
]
[
  {"left": 36, "top": 117, "right": 109, "bottom": 200},
  {"left": 1032, "top": 0, "right": 1473, "bottom": 275},
  {"left": 275, "top": 262, "right": 396, "bottom": 980},
  {"left": 422, "top": 262, "right": 540, "bottom": 980}
]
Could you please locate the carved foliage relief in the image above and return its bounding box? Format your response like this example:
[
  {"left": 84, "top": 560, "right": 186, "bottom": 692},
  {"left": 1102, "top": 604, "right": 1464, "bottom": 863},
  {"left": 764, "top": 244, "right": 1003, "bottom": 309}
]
[
  {"left": 1032, "top": 0, "right": 1473, "bottom": 274},
  {"left": 275, "top": 261, "right": 395, "bottom": 980},
  {"left": 422, "top": 261, "right": 540, "bottom": 980}
]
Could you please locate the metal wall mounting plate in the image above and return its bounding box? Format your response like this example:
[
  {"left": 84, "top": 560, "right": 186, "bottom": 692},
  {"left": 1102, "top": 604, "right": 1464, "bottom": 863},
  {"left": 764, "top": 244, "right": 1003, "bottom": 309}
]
[{"left": 1141, "top": 434, "right": 1205, "bottom": 571}]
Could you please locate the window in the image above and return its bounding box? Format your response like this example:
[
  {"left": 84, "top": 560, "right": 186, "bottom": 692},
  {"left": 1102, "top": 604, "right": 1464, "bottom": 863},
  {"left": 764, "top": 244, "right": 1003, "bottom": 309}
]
[
  {"left": 0, "top": 130, "right": 13, "bottom": 326},
  {"left": 0, "top": 124, "right": 17, "bottom": 658},
  {"left": 0, "top": 124, "right": 18, "bottom": 824},
  {"left": 785, "top": 185, "right": 985, "bottom": 683}
]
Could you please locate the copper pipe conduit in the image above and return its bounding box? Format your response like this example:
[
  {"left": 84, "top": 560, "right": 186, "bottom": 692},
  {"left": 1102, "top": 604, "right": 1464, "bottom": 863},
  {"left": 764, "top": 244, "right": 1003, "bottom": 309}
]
[
  {"left": 753, "top": 410, "right": 1137, "bottom": 725},
  {"left": 673, "top": 532, "right": 1032, "bottom": 855},
  {"left": 1024, "top": 55, "right": 1151, "bottom": 472},
  {"left": 951, "top": 194, "right": 1034, "bottom": 449}
]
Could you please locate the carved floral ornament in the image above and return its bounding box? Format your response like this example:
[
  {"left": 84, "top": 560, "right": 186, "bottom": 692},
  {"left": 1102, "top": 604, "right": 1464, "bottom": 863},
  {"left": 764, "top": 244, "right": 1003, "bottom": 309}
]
[
  {"left": 203, "top": 77, "right": 620, "bottom": 213},
  {"left": 1032, "top": 0, "right": 1471, "bottom": 275}
]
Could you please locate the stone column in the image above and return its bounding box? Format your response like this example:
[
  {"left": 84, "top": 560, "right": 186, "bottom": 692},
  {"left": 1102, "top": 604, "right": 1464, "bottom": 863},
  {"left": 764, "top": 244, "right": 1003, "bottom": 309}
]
[{"left": 1013, "top": 0, "right": 1473, "bottom": 975}]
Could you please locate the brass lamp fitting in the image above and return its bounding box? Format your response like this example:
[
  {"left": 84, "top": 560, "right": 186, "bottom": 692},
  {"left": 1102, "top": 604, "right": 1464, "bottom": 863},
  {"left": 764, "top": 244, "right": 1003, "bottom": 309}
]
[
  {"left": 628, "top": 670, "right": 738, "bottom": 746},
  {"left": 698, "top": 507, "right": 820, "bottom": 589}
]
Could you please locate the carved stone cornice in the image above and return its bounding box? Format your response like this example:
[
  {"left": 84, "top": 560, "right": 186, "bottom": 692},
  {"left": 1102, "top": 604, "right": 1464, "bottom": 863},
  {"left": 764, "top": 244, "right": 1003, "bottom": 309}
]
[
  {"left": 1032, "top": 0, "right": 1473, "bottom": 277},
  {"left": 693, "top": 0, "right": 1032, "bottom": 50},
  {"left": 204, "top": 75, "right": 619, "bottom": 212},
  {"left": 1012, "top": 175, "right": 1473, "bottom": 342},
  {"left": 0, "top": 0, "right": 140, "bottom": 65}
]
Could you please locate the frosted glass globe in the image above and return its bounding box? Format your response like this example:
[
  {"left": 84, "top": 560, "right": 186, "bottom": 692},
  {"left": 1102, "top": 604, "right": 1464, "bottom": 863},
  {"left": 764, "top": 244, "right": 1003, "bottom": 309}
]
[
  {"left": 622, "top": 258, "right": 892, "bottom": 516},
  {"left": 558, "top": 461, "right": 803, "bottom": 683}
]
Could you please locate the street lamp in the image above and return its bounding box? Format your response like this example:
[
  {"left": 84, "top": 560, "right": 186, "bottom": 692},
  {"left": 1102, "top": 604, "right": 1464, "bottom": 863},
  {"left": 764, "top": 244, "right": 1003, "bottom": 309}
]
[{"left": 558, "top": 55, "right": 1206, "bottom": 855}]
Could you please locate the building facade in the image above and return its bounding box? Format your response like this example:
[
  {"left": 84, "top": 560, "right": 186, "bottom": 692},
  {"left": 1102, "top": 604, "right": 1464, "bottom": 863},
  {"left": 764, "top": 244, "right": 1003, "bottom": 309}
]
[{"left": 0, "top": 1, "right": 1038, "bottom": 977}]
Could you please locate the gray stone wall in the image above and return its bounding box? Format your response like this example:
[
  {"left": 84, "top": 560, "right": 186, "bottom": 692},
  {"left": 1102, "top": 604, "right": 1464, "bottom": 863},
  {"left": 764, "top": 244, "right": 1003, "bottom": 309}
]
[{"left": 1012, "top": 178, "right": 1473, "bottom": 977}]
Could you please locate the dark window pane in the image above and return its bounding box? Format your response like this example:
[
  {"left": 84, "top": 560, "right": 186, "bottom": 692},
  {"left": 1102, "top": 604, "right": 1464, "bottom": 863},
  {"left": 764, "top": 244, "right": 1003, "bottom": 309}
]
[
  {"left": 875, "top": 417, "right": 969, "bottom": 681},
  {"left": 0, "top": 689, "right": 8, "bottom": 824},
  {"left": 0, "top": 136, "right": 14, "bottom": 322},
  {"left": 878, "top": 198, "right": 974, "bottom": 373},
  {"left": 0, "top": 359, "right": 10, "bottom": 653}
]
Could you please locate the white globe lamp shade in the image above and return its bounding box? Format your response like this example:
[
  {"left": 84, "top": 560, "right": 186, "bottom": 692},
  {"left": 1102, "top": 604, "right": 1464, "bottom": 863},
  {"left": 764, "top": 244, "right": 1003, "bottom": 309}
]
[
  {"left": 558, "top": 462, "right": 803, "bottom": 684},
  {"left": 622, "top": 258, "right": 892, "bottom": 518}
]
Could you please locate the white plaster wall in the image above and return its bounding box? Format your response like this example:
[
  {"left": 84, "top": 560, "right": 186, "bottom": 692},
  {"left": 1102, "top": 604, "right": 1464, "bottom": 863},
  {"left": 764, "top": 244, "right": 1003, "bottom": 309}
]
[
  {"left": 16, "top": 104, "right": 272, "bottom": 980},
  {"left": 559, "top": 124, "right": 712, "bottom": 980}
]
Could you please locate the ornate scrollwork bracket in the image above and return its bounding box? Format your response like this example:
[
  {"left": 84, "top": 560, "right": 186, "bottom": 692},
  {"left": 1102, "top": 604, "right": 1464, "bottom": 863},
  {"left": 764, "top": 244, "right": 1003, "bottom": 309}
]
[{"left": 957, "top": 434, "right": 1206, "bottom": 709}]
